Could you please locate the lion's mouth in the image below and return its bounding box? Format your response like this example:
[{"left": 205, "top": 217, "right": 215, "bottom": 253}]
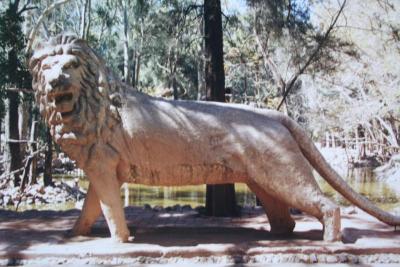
[
  {"left": 61, "top": 108, "right": 74, "bottom": 117},
  {"left": 62, "top": 101, "right": 80, "bottom": 118},
  {"left": 47, "top": 91, "right": 80, "bottom": 120},
  {"left": 55, "top": 93, "right": 76, "bottom": 117},
  {"left": 55, "top": 92, "right": 73, "bottom": 105}
]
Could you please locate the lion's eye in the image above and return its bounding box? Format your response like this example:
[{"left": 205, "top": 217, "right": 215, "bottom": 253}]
[
  {"left": 63, "top": 62, "right": 72, "bottom": 70},
  {"left": 63, "top": 59, "right": 79, "bottom": 70},
  {"left": 71, "top": 60, "right": 80, "bottom": 68},
  {"left": 71, "top": 58, "right": 80, "bottom": 69},
  {"left": 42, "top": 64, "right": 51, "bottom": 70}
]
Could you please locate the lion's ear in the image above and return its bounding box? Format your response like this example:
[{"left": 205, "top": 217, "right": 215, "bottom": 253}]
[{"left": 71, "top": 38, "right": 87, "bottom": 47}]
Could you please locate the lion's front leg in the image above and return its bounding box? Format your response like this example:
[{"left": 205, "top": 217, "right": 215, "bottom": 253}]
[
  {"left": 71, "top": 183, "right": 102, "bottom": 236},
  {"left": 86, "top": 165, "right": 130, "bottom": 243}
]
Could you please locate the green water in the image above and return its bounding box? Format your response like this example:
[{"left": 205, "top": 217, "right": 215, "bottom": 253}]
[
  {"left": 86, "top": 181, "right": 257, "bottom": 208},
  {"left": 8, "top": 167, "right": 400, "bottom": 212},
  {"left": 316, "top": 168, "right": 400, "bottom": 212}
]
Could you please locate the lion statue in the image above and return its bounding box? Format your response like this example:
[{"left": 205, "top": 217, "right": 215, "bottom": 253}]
[{"left": 29, "top": 34, "right": 399, "bottom": 243}]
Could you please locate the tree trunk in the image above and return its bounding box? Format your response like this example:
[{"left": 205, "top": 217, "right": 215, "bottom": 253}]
[
  {"left": 172, "top": 58, "right": 178, "bottom": 100},
  {"left": 325, "top": 132, "right": 330, "bottom": 148},
  {"left": 204, "top": 0, "right": 225, "bottom": 101},
  {"left": 172, "top": 74, "right": 178, "bottom": 100},
  {"left": 131, "top": 52, "right": 136, "bottom": 87},
  {"left": 29, "top": 120, "right": 38, "bottom": 185},
  {"left": 43, "top": 127, "right": 53, "bottom": 187},
  {"left": 357, "top": 125, "right": 366, "bottom": 160},
  {"left": 3, "top": 2, "right": 22, "bottom": 187},
  {"left": 18, "top": 99, "right": 30, "bottom": 160},
  {"left": 6, "top": 92, "right": 22, "bottom": 187},
  {"left": 204, "top": 0, "right": 237, "bottom": 217},
  {"left": 135, "top": 52, "right": 141, "bottom": 89},
  {"left": 80, "top": 0, "right": 91, "bottom": 40},
  {"left": 85, "top": 0, "right": 91, "bottom": 39},
  {"left": 121, "top": 0, "right": 131, "bottom": 84},
  {"left": 134, "top": 18, "right": 144, "bottom": 89},
  {"left": 197, "top": 17, "right": 205, "bottom": 100},
  {"left": 197, "top": 59, "right": 205, "bottom": 100},
  {"left": 0, "top": 119, "right": 2, "bottom": 154},
  {"left": 171, "top": 35, "right": 179, "bottom": 100}
]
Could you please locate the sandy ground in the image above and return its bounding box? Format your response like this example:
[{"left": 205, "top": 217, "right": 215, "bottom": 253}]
[{"left": 0, "top": 206, "right": 400, "bottom": 265}]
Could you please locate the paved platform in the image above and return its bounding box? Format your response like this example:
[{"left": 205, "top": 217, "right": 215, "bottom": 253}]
[{"left": 0, "top": 206, "right": 399, "bottom": 265}]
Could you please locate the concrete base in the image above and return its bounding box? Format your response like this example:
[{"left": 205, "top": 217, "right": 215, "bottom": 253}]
[{"left": 0, "top": 206, "right": 399, "bottom": 265}]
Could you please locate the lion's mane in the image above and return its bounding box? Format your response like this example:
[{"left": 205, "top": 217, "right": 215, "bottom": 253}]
[{"left": 29, "top": 34, "right": 124, "bottom": 154}]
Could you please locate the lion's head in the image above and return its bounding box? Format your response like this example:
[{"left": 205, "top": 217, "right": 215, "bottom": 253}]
[{"left": 29, "top": 34, "right": 123, "bottom": 147}]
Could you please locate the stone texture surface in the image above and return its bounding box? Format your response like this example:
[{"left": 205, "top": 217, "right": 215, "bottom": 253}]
[
  {"left": 0, "top": 206, "right": 399, "bottom": 265},
  {"left": 29, "top": 34, "right": 400, "bottom": 243}
]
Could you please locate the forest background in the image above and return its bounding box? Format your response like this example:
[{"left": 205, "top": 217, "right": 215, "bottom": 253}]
[{"left": 0, "top": 0, "right": 399, "bottom": 211}]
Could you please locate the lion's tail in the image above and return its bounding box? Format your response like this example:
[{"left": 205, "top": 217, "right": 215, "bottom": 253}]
[{"left": 275, "top": 113, "right": 400, "bottom": 226}]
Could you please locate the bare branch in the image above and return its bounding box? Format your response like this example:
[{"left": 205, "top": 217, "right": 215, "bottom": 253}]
[
  {"left": 18, "top": 4, "right": 38, "bottom": 16},
  {"left": 277, "top": 0, "right": 347, "bottom": 111},
  {"left": 4, "top": 138, "right": 38, "bottom": 144},
  {"left": 25, "top": 0, "right": 73, "bottom": 55},
  {"left": 6, "top": 87, "right": 34, "bottom": 94},
  {"left": 375, "top": 116, "right": 399, "bottom": 147},
  {"left": 18, "top": 146, "right": 46, "bottom": 192},
  {"left": 253, "top": 10, "right": 286, "bottom": 93}
]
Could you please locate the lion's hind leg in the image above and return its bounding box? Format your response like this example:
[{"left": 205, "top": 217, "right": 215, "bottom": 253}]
[
  {"left": 317, "top": 195, "right": 341, "bottom": 242},
  {"left": 270, "top": 177, "right": 342, "bottom": 242},
  {"left": 247, "top": 182, "right": 295, "bottom": 235},
  {"left": 280, "top": 165, "right": 342, "bottom": 242},
  {"left": 294, "top": 192, "right": 342, "bottom": 242},
  {"left": 247, "top": 149, "right": 341, "bottom": 242}
]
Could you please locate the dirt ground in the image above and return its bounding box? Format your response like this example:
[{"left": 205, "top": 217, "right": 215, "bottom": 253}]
[{"left": 0, "top": 206, "right": 399, "bottom": 265}]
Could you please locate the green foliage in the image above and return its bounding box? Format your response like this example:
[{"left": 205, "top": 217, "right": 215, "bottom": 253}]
[
  {"left": 0, "top": 2, "right": 32, "bottom": 119},
  {"left": 247, "top": 0, "right": 312, "bottom": 37},
  {"left": 123, "top": 0, "right": 202, "bottom": 97},
  {"left": 18, "top": 0, "right": 400, "bottom": 145}
]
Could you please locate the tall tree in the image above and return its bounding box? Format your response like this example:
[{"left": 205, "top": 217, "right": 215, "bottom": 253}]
[
  {"left": 204, "top": 0, "right": 237, "bottom": 217},
  {"left": 0, "top": 1, "right": 32, "bottom": 186},
  {"left": 43, "top": 127, "right": 53, "bottom": 187},
  {"left": 119, "top": 0, "right": 131, "bottom": 84},
  {"left": 80, "top": 0, "right": 91, "bottom": 40}
]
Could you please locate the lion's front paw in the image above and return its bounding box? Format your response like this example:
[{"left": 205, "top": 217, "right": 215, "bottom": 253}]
[
  {"left": 64, "top": 228, "right": 87, "bottom": 238},
  {"left": 110, "top": 229, "right": 132, "bottom": 243},
  {"left": 68, "top": 224, "right": 92, "bottom": 237},
  {"left": 110, "top": 235, "right": 132, "bottom": 243}
]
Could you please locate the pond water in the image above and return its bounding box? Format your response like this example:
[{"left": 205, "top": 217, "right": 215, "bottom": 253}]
[
  {"left": 14, "top": 167, "right": 399, "bottom": 212},
  {"left": 316, "top": 168, "right": 400, "bottom": 212}
]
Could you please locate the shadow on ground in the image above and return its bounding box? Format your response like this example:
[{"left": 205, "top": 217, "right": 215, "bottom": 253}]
[
  {"left": 89, "top": 225, "right": 323, "bottom": 246},
  {"left": 1, "top": 206, "right": 399, "bottom": 265}
]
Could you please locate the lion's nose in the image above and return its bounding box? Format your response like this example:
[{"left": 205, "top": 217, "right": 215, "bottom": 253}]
[{"left": 48, "top": 74, "right": 66, "bottom": 91}]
